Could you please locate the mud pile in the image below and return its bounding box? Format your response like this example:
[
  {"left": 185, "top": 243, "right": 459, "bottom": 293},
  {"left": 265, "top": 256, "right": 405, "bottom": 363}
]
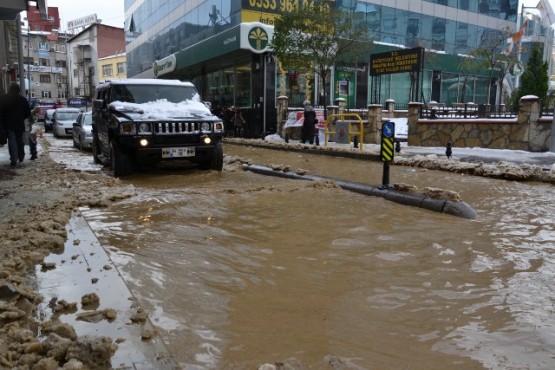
[{"left": 0, "top": 140, "right": 135, "bottom": 369}]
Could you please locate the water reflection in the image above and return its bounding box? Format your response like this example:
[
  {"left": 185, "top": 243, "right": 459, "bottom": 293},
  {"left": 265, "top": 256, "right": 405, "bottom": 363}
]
[{"left": 82, "top": 146, "right": 555, "bottom": 369}]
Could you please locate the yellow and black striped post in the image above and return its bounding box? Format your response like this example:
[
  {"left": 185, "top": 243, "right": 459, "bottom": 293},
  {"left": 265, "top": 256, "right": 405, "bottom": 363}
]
[{"left": 379, "top": 121, "right": 395, "bottom": 189}]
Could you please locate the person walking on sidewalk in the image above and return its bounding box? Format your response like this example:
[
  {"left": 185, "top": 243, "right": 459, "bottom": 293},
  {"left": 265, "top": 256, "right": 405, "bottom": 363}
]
[
  {"left": 301, "top": 100, "right": 316, "bottom": 144},
  {"left": 0, "top": 83, "right": 31, "bottom": 167}
]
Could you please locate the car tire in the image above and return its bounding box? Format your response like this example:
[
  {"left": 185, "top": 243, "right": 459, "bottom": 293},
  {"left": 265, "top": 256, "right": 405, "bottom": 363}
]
[
  {"left": 200, "top": 141, "right": 223, "bottom": 171},
  {"left": 110, "top": 140, "right": 132, "bottom": 177}
]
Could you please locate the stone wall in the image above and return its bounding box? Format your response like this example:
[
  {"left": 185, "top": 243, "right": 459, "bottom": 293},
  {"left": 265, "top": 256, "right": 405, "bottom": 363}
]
[
  {"left": 277, "top": 96, "right": 554, "bottom": 152},
  {"left": 407, "top": 96, "right": 553, "bottom": 152}
]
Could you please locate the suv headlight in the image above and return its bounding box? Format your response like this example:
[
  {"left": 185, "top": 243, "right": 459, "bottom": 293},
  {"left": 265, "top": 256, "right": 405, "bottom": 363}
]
[
  {"left": 201, "top": 122, "right": 211, "bottom": 131},
  {"left": 138, "top": 123, "right": 151, "bottom": 133},
  {"left": 120, "top": 123, "right": 135, "bottom": 134}
]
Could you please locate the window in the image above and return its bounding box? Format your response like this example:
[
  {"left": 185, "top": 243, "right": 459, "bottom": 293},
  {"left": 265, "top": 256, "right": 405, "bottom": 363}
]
[
  {"left": 55, "top": 60, "right": 67, "bottom": 68},
  {"left": 53, "top": 44, "right": 66, "bottom": 53},
  {"left": 57, "top": 90, "right": 67, "bottom": 99},
  {"left": 73, "top": 69, "right": 79, "bottom": 78},
  {"left": 41, "top": 91, "right": 52, "bottom": 98},
  {"left": 40, "top": 74, "right": 51, "bottom": 83},
  {"left": 39, "top": 58, "right": 50, "bottom": 67},
  {"left": 38, "top": 42, "right": 49, "bottom": 51},
  {"left": 57, "top": 75, "right": 68, "bottom": 84},
  {"left": 74, "top": 88, "right": 80, "bottom": 96},
  {"left": 102, "top": 64, "right": 113, "bottom": 76},
  {"left": 117, "top": 62, "right": 126, "bottom": 74},
  {"left": 24, "top": 57, "right": 34, "bottom": 65}
]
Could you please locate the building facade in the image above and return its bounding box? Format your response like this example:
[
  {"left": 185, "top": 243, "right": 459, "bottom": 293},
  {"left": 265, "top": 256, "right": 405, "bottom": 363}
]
[
  {"left": 124, "top": 0, "right": 520, "bottom": 136},
  {"left": 0, "top": 0, "right": 47, "bottom": 94},
  {"left": 22, "top": 30, "right": 71, "bottom": 105},
  {"left": 66, "top": 24, "right": 125, "bottom": 100},
  {"left": 97, "top": 53, "right": 127, "bottom": 81}
]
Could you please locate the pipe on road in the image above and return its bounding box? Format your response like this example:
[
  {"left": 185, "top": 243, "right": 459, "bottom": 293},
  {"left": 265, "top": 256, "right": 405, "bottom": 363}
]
[{"left": 243, "top": 163, "right": 478, "bottom": 220}]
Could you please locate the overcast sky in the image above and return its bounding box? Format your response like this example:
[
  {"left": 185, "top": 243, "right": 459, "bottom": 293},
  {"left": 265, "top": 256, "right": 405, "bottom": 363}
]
[
  {"left": 44, "top": 0, "right": 124, "bottom": 30},
  {"left": 39, "top": 0, "right": 551, "bottom": 32}
]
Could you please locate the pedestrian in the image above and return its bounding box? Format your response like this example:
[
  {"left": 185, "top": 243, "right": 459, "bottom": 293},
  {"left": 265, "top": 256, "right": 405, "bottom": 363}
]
[
  {"left": 0, "top": 83, "right": 31, "bottom": 168},
  {"left": 446, "top": 142, "right": 452, "bottom": 159},
  {"left": 301, "top": 100, "right": 316, "bottom": 144},
  {"left": 26, "top": 107, "right": 39, "bottom": 160},
  {"left": 232, "top": 107, "right": 246, "bottom": 137}
]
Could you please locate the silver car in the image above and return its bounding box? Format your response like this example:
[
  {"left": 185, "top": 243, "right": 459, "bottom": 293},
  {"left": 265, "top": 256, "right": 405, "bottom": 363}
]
[
  {"left": 72, "top": 112, "right": 93, "bottom": 150},
  {"left": 53, "top": 108, "right": 81, "bottom": 137}
]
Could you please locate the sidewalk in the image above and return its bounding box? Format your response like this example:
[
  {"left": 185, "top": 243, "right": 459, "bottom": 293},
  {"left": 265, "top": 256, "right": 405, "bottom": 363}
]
[{"left": 228, "top": 135, "right": 555, "bottom": 170}]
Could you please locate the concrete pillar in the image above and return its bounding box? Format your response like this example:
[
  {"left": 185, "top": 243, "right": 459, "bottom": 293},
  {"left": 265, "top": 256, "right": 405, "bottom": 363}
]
[
  {"left": 407, "top": 102, "right": 423, "bottom": 146},
  {"left": 335, "top": 98, "right": 346, "bottom": 113},
  {"left": 519, "top": 95, "right": 544, "bottom": 152},
  {"left": 367, "top": 104, "right": 382, "bottom": 144},
  {"left": 384, "top": 99, "right": 395, "bottom": 119}
]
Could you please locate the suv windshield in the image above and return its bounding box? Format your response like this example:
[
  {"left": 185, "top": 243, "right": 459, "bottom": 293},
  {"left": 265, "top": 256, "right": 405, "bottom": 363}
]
[
  {"left": 57, "top": 112, "right": 80, "bottom": 121},
  {"left": 111, "top": 84, "right": 198, "bottom": 104}
]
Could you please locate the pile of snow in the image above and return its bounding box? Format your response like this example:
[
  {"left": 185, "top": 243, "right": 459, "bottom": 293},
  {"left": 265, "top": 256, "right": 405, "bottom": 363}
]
[{"left": 109, "top": 98, "right": 213, "bottom": 119}]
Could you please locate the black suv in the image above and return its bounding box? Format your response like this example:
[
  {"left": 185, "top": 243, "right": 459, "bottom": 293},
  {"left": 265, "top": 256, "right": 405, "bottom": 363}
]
[{"left": 92, "top": 79, "right": 224, "bottom": 177}]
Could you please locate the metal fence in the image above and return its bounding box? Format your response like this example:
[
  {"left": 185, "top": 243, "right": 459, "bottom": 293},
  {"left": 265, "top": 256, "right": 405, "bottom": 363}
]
[{"left": 420, "top": 103, "right": 517, "bottom": 119}]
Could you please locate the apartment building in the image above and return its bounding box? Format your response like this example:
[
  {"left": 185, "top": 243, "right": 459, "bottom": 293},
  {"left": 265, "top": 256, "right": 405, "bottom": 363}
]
[
  {"left": 0, "top": 1, "right": 47, "bottom": 94},
  {"left": 98, "top": 53, "right": 127, "bottom": 81}
]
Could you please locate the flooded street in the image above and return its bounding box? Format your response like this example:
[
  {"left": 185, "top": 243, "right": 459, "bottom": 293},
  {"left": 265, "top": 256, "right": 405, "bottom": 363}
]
[{"left": 47, "top": 138, "right": 555, "bottom": 369}]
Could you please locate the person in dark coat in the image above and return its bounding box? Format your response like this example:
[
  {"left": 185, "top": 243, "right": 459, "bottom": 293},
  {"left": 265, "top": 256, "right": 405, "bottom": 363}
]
[
  {"left": 0, "top": 83, "right": 31, "bottom": 167},
  {"left": 301, "top": 100, "right": 316, "bottom": 144}
]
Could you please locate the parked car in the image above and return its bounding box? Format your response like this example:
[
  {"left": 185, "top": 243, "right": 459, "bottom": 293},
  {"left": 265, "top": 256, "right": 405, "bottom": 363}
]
[
  {"left": 44, "top": 109, "right": 56, "bottom": 133},
  {"left": 92, "top": 79, "right": 224, "bottom": 177},
  {"left": 72, "top": 111, "right": 93, "bottom": 150},
  {"left": 52, "top": 108, "right": 81, "bottom": 138}
]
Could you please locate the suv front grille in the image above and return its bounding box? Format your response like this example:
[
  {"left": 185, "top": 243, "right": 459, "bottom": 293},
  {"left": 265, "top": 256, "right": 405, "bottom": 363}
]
[{"left": 154, "top": 121, "right": 204, "bottom": 134}]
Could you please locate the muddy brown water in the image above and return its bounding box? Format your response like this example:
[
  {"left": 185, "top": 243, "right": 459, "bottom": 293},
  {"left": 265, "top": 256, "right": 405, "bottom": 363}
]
[{"left": 74, "top": 144, "right": 554, "bottom": 369}]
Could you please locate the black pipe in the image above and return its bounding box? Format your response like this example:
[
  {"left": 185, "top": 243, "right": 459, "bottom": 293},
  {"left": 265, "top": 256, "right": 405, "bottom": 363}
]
[{"left": 243, "top": 163, "right": 478, "bottom": 219}]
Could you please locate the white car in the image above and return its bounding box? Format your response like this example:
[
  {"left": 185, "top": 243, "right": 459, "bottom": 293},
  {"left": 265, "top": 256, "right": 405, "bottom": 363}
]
[
  {"left": 52, "top": 108, "right": 81, "bottom": 138},
  {"left": 72, "top": 112, "right": 93, "bottom": 150}
]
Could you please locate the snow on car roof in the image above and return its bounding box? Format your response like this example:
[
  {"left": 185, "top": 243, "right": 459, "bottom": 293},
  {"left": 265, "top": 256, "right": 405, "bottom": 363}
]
[
  {"left": 109, "top": 97, "right": 214, "bottom": 119},
  {"left": 96, "top": 79, "right": 194, "bottom": 88}
]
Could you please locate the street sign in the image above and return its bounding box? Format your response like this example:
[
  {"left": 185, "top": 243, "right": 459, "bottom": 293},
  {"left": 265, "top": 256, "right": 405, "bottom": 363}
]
[
  {"left": 382, "top": 121, "right": 395, "bottom": 138},
  {"left": 380, "top": 121, "right": 395, "bottom": 162}
]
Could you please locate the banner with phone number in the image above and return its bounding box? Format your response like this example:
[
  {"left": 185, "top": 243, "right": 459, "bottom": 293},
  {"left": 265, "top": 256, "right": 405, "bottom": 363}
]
[{"left": 242, "top": 0, "right": 335, "bottom": 14}]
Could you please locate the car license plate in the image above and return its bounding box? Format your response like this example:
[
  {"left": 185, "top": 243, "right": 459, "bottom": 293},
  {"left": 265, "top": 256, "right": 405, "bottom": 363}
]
[{"left": 162, "top": 147, "right": 195, "bottom": 158}]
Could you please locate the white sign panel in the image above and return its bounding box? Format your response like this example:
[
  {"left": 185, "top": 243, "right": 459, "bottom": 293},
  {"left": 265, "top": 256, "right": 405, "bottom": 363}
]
[{"left": 67, "top": 14, "right": 98, "bottom": 30}]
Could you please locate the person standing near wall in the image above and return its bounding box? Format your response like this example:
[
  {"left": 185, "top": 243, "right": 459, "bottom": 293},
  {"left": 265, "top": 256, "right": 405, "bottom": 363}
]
[
  {"left": 301, "top": 100, "right": 316, "bottom": 144},
  {"left": 0, "top": 83, "right": 31, "bottom": 168}
]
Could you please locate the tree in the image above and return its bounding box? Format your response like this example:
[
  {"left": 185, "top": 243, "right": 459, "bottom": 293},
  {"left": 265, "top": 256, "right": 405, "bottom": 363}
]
[
  {"left": 467, "top": 28, "right": 519, "bottom": 105},
  {"left": 518, "top": 44, "right": 549, "bottom": 107},
  {"left": 271, "top": 2, "right": 371, "bottom": 113}
]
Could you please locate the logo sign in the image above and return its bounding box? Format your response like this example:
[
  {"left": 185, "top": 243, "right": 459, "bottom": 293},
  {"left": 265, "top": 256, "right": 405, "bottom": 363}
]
[
  {"left": 370, "top": 47, "right": 423, "bottom": 76},
  {"left": 248, "top": 27, "right": 269, "bottom": 51},
  {"left": 68, "top": 98, "right": 87, "bottom": 107},
  {"left": 67, "top": 14, "right": 97, "bottom": 31},
  {"left": 153, "top": 54, "right": 176, "bottom": 78},
  {"left": 240, "top": 22, "right": 273, "bottom": 54}
]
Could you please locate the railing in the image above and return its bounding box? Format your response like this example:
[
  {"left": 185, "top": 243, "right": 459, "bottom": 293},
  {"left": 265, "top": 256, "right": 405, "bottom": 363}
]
[{"left": 420, "top": 103, "right": 517, "bottom": 119}]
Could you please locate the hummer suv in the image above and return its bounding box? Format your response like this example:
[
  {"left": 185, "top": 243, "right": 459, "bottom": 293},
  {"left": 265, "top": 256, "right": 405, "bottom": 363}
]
[{"left": 92, "top": 79, "right": 224, "bottom": 177}]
